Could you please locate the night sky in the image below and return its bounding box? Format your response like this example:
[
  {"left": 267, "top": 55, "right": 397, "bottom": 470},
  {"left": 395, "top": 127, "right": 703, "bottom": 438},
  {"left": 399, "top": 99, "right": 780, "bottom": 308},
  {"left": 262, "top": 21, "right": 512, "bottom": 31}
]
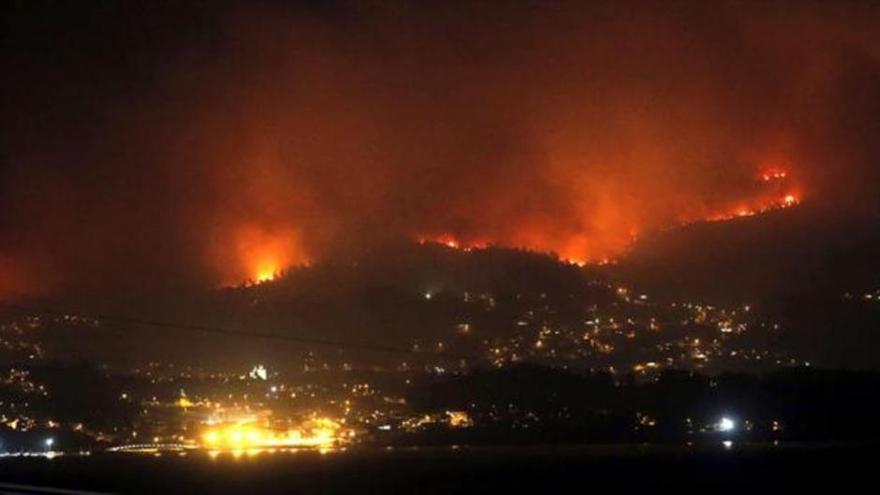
[{"left": 3, "top": 0, "right": 880, "bottom": 298}]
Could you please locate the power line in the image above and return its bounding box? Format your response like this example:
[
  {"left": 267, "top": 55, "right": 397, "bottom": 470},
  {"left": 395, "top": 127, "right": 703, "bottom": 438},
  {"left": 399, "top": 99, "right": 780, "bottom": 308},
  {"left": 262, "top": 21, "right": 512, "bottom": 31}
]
[{"left": 0, "top": 302, "right": 479, "bottom": 361}]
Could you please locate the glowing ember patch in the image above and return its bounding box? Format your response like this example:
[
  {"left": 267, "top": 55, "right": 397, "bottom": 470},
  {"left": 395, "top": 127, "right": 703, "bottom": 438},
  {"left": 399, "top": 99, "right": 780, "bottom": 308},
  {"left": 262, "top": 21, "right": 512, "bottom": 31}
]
[
  {"left": 701, "top": 165, "right": 802, "bottom": 224},
  {"left": 761, "top": 169, "right": 788, "bottom": 182},
  {"left": 418, "top": 235, "right": 489, "bottom": 252},
  {"left": 419, "top": 234, "right": 596, "bottom": 267}
]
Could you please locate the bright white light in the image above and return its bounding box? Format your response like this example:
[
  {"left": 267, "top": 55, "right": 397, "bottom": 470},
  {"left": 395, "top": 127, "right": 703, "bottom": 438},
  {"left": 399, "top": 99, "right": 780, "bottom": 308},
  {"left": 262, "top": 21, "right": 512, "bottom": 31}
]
[
  {"left": 718, "top": 417, "right": 736, "bottom": 432},
  {"left": 424, "top": 292, "right": 432, "bottom": 300},
  {"left": 722, "top": 440, "right": 733, "bottom": 449},
  {"left": 45, "top": 438, "right": 54, "bottom": 448},
  {"left": 249, "top": 365, "right": 268, "bottom": 381}
]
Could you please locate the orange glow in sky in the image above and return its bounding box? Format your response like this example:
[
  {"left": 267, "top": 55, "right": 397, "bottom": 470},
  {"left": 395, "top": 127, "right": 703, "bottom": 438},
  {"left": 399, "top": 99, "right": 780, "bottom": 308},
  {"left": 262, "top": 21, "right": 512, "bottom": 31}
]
[
  {"left": 214, "top": 165, "right": 801, "bottom": 285},
  {"left": 416, "top": 168, "right": 802, "bottom": 266}
]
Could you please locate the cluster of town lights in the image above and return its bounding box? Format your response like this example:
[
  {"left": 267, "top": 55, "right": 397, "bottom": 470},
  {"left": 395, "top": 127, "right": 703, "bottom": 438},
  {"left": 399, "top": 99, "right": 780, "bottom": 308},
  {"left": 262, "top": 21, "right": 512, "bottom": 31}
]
[{"left": 200, "top": 418, "right": 347, "bottom": 452}]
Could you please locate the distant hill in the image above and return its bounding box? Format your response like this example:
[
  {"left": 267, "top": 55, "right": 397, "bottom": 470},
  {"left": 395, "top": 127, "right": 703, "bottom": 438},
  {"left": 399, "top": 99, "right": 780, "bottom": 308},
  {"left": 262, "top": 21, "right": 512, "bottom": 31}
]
[{"left": 609, "top": 204, "right": 880, "bottom": 304}]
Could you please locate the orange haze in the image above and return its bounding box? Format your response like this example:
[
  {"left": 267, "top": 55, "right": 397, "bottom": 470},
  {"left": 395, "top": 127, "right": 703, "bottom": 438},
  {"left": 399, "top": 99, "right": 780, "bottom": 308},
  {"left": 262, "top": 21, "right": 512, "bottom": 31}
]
[{"left": 2, "top": 1, "right": 879, "bottom": 296}]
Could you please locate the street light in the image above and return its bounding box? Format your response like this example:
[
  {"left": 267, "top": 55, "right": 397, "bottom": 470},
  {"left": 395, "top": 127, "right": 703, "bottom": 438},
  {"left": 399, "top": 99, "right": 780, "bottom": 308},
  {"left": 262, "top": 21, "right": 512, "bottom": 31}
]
[
  {"left": 717, "top": 417, "right": 736, "bottom": 432},
  {"left": 44, "top": 437, "right": 54, "bottom": 450}
]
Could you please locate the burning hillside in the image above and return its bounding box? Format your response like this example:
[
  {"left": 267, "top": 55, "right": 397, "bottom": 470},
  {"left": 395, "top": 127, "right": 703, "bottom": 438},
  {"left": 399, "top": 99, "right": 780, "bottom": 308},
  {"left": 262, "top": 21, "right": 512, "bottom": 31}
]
[{"left": 3, "top": 1, "right": 879, "bottom": 298}]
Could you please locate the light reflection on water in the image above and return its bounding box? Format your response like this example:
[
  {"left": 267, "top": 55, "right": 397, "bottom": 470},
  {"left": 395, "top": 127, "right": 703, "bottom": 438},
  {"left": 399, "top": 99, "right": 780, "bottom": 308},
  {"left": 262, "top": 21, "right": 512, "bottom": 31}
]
[
  {"left": 206, "top": 446, "right": 342, "bottom": 460},
  {"left": 2, "top": 441, "right": 793, "bottom": 463}
]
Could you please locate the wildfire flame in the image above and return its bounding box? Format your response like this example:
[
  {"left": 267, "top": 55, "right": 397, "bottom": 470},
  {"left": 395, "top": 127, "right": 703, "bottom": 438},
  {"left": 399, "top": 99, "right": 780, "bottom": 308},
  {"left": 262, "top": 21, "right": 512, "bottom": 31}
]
[
  {"left": 761, "top": 169, "right": 788, "bottom": 182},
  {"left": 215, "top": 225, "right": 309, "bottom": 286},
  {"left": 417, "top": 235, "right": 489, "bottom": 251},
  {"left": 254, "top": 259, "right": 281, "bottom": 283},
  {"left": 416, "top": 168, "right": 802, "bottom": 266},
  {"left": 214, "top": 166, "right": 802, "bottom": 284},
  {"left": 706, "top": 192, "right": 800, "bottom": 223}
]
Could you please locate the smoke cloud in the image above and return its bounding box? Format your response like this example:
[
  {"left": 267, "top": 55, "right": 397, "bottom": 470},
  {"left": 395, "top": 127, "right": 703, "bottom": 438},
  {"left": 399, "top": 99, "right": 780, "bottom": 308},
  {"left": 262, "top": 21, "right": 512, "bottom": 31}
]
[{"left": 2, "top": 1, "right": 880, "bottom": 297}]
